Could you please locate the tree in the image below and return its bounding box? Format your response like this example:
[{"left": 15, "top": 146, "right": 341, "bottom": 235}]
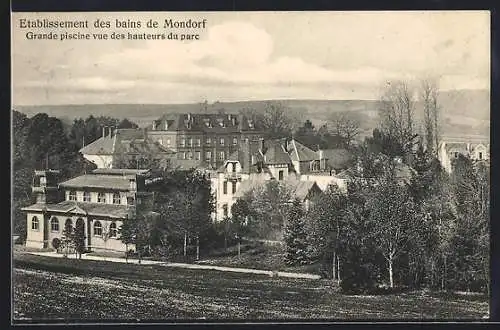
[
  {"left": 261, "top": 102, "right": 299, "bottom": 139},
  {"left": 367, "top": 181, "right": 417, "bottom": 288},
  {"left": 378, "top": 80, "right": 419, "bottom": 160},
  {"left": 231, "top": 198, "right": 251, "bottom": 257},
  {"left": 283, "top": 199, "right": 308, "bottom": 266},
  {"left": 72, "top": 219, "right": 86, "bottom": 259},
  {"left": 419, "top": 78, "right": 440, "bottom": 156},
  {"left": 61, "top": 221, "right": 74, "bottom": 257},
  {"left": 330, "top": 112, "right": 361, "bottom": 147},
  {"left": 117, "top": 118, "right": 139, "bottom": 129}
]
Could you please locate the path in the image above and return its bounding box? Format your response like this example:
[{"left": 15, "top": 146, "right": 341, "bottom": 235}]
[{"left": 25, "top": 251, "right": 321, "bottom": 280}]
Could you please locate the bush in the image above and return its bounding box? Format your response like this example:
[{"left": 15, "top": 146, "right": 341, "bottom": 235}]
[{"left": 52, "top": 238, "right": 61, "bottom": 250}]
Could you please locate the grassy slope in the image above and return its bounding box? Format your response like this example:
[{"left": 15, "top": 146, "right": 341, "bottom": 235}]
[{"left": 13, "top": 253, "right": 488, "bottom": 321}]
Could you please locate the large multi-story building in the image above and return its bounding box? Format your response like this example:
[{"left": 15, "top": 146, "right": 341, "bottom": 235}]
[
  {"left": 21, "top": 168, "right": 155, "bottom": 252},
  {"left": 146, "top": 113, "right": 264, "bottom": 170}
]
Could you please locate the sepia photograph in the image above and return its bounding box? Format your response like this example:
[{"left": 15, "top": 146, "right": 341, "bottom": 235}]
[{"left": 11, "top": 10, "right": 490, "bottom": 322}]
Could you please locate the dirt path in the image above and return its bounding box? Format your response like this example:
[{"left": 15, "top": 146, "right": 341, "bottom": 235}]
[{"left": 26, "top": 251, "right": 321, "bottom": 279}]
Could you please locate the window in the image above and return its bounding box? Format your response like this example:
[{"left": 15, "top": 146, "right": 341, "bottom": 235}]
[
  {"left": 65, "top": 218, "right": 73, "bottom": 229},
  {"left": 220, "top": 138, "right": 225, "bottom": 146},
  {"left": 129, "top": 179, "right": 137, "bottom": 191},
  {"left": 232, "top": 181, "right": 237, "bottom": 194},
  {"left": 232, "top": 162, "right": 236, "bottom": 172},
  {"left": 233, "top": 137, "right": 238, "bottom": 145},
  {"left": 69, "top": 190, "right": 77, "bottom": 201},
  {"left": 180, "top": 138, "right": 186, "bottom": 147},
  {"left": 479, "top": 152, "right": 483, "bottom": 160},
  {"left": 180, "top": 152, "right": 186, "bottom": 160},
  {"left": 279, "top": 170, "right": 284, "bottom": 181},
  {"left": 188, "top": 138, "right": 193, "bottom": 147},
  {"left": 187, "top": 152, "right": 193, "bottom": 160},
  {"left": 109, "top": 222, "right": 117, "bottom": 238},
  {"left": 98, "top": 192, "right": 106, "bottom": 203},
  {"left": 40, "top": 176, "right": 47, "bottom": 187},
  {"left": 51, "top": 217, "right": 59, "bottom": 232},
  {"left": 206, "top": 137, "right": 211, "bottom": 145},
  {"left": 94, "top": 221, "right": 102, "bottom": 236},
  {"left": 113, "top": 192, "right": 121, "bottom": 204},
  {"left": 223, "top": 181, "right": 228, "bottom": 194},
  {"left": 166, "top": 138, "right": 171, "bottom": 146},
  {"left": 157, "top": 139, "right": 163, "bottom": 145},
  {"left": 196, "top": 139, "right": 201, "bottom": 147},
  {"left": 127, "top": 197, "right": 135, "bottom": 206},
  {"left": 31, "top": 216, "right": 39, "bottom": 231},
  {"left": 205, "top": 151, "right": 212, "bottom": 161},
  {"left": 195, "top": 151, "right": 201, "bottom": 160},
  {"left": 83, "top": 191, "right": 91, "bottom": 202},
  {"left": 454, "top": 152, "right": 459, "bottom": 158},
  {"left": 223, "top": 204, "right": 228, "bottom": 217},
  {"left": 219, "top": 151, "right": 225, "bottom": 160}
]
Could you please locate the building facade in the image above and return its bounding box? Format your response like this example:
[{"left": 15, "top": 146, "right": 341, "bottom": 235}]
[
  {"left": 438, "top": 141, "right": 490, "bottom": 173},
  {"left": 22, "top": 169, "right": 155, "bottom": 252},
  {"left": 213, "top": 138, "right": 352, "bottom": 220}
]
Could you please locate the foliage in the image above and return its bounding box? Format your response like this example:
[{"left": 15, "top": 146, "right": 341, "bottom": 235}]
[{"left": 283, "top": 199, "right": 308, "bottom": 266}]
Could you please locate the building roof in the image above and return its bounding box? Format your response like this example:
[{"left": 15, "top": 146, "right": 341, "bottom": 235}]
[
  {"left": 322, "top": 148, "right": 354, "bottom": 170},
  {"left": 80, "top": 129, "right": 174, "bottom": 156},
  {"left": 286, "top": 180, "right": 321, "bottom": 201},
  {"left": 21, "top": 201, "right": 133, "bottom": 219},
  {"left": 147, "top": 113, "right": 263, "bottom": 133},
  {"left": 263, "top": 141, "right": 292, "bottom": 165},
  {"left": 289, "top": 139, "right": 318, "bottom": 162},
  {"left": 91, "top": 169, "right": 150, "bottom": 176},
  {"left": 59, "top": 174, "right": 135, "bottom": 190}
]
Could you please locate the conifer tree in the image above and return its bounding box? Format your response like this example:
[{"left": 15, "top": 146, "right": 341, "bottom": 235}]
[{"left": 283, "top": 199, "right": 308, "bottom": 266}]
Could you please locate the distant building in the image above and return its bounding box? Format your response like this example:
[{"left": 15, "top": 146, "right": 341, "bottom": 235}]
[
  {"left": 21, "top": 169, "right": 156, "bottom": 252},
  {"left": 438, "top": 141, "right": 490, "bottom": 173}
]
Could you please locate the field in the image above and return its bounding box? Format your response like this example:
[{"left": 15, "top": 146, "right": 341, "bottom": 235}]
[{"left": 12, "top": 252, "right": 489, "bottom": 321}]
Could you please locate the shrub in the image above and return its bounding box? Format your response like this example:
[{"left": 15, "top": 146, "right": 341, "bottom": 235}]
[{"left": 52, "top": 238, "right": 61, "bottom": 250}]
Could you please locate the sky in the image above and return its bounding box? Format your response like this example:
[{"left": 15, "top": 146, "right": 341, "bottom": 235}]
[{"left": 12, "top": 11, "right": 490, "bottom": 105}]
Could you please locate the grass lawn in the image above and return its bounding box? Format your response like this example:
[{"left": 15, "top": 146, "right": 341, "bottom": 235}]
[{"left": 12, "top": 252, "right": 489, "bottom": 321}]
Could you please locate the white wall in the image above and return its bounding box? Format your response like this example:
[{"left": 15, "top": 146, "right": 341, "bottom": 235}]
[{"left": 83, "top": 154, "right": 114, "bottom": 169}]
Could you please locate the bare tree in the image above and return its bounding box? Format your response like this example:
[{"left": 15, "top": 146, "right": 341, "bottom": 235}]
[
  {"left": 329, "top": 112, "right": 361, "bottom": 147},
  {"left": 420, "top": 78, "right": 440, "bottom": 156}
]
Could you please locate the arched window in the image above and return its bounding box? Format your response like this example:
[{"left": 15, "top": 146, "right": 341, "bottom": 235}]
[
  {"left": 94, "top": 221, "right": 102, "bottom": 236},
  {"left": 83, "top": 191, "right": 91, "bottom": 202},
  {"left": 51, "top": 217, "right": 59, "bottom": 232},
  {"left": 97, "top": 192, "right": 106, "bottom": 203},
  {"left": 31, "top": 216, "right": 39, "bottom": 231},
  {"left": 109, "top": 222, "right": 117, "bottom": 238},
  {"left": 113, "top": 192, "right": 121, "bottom": 205},
  {"left": 64, "top": 218, "right": 73, "bottom": 234}
]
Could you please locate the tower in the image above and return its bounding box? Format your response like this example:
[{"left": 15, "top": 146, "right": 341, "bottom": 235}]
[{"left": 32, "top": 170, "right": 61, "bottom": 204}]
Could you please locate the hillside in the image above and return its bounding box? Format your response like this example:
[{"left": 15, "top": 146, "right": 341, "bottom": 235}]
[{"left": 13, "top": 89, "right": 489, "bottom": 141}]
